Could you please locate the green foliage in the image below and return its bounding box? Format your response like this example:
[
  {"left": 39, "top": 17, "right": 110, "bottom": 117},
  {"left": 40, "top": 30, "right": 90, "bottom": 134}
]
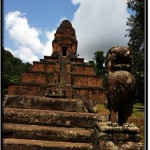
[
  {"left": 93, "top": 51, "right": 105, "bottom": 76},
  {"left": 126, "top": 0, "right": 144, "bottom": 103},
  {"left": 88, "top": 50, "right": 107, "bottom": 88},
  {"left": 126, "top": 0, "right": 144, "bottom": 53},
  {"left": 88, "top": 60, "right": 96, "bottom": 67},
  {"left": 2, "top": 48, "right": 32, "bottom": 92}
]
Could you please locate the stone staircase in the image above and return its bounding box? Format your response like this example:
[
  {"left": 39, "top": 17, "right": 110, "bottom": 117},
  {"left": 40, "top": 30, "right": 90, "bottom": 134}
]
[
  {"left": 58, "top": 56, "right": 67, "bottom": 95},
  {"left": 2, "top": 95, "right": 102, "bottom": 150}
]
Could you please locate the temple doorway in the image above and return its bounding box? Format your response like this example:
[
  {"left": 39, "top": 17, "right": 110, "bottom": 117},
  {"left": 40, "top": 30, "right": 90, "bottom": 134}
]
[{"left": 62, "top": 47, "right": 68, "bottom": 56}]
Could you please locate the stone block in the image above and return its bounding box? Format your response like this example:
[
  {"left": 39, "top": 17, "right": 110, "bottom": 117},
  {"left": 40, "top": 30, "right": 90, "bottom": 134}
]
[{"left": 92, "top": 122, "right": 144, "bottom": 150}]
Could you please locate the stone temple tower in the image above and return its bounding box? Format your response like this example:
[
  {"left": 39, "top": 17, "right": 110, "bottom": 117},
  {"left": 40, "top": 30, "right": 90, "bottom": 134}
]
[
  {"left": 7, "top": 20, "right": 106, "bottom": 103},
  {"left": 52, "top": 20, "right": 78, "bottom": 57}
]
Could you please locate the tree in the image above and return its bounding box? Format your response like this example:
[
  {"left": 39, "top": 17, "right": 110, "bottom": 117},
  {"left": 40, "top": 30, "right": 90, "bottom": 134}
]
[
  {"left": 88, "top": 50, "right": 108, "bottom": 88},
  {"left": 93, "top": 51, "right": 105, "bottom": 75},
  {"left": 88, "top": 60, "right": 96, "bottom": 67},
  {"left": 126, "top": 0, "right": 144, "bottom": 103},
  {"left": 126, "top": 0, "right": 144, "bottom": 51},
  {"left": 2, "top": 48, "right": 32, "bottom": 94}
]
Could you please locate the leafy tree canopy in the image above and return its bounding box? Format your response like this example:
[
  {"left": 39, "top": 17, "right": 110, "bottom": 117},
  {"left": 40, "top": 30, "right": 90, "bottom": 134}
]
[
  {"left": 2, "top": 48, "right": 32, "bottom": 91},
  {"left": 126, "top": 0, "right": 144, "bottom": 103},
  {"left": 88, "top": 50, "right": 105, "bottom": 76},
  {"left": 126, "top": 0, "right": 144, "bottom": 72}
]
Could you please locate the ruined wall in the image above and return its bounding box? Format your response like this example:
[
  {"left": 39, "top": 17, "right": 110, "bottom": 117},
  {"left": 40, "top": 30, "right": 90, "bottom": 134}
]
[
  {"left": 53, "top": 73, "right": 59, "bottom": 84},
  {"left": 44, "top": 56, "right": 58, "bottom": 62},
  {"left": 66, "top": 63, "right": 71, "bottom": 72},
  {"left": 22, "top": 72, "right": 54, "bottom": 84},
  {"left": 55, "top": 63, "right": 61, "bottom": 72},
  {"left": 66, "top": 74, "right": 71, "bottom": 85},
  {"left": 66, "top": 85, "right": 72, "bottom": 98},
  {"left": 72, "top": 88, "right": 105, "bottom": 103},
  {"left": 32, "top": 62, "right": 59, "bottom": 73},
  {"left": 71, "top": 65, "right": 95, "bottom": 75},
  {"left": 8, "top": 84, "right": 43, "bottom": 96},
  {"left": 70, "top": 58, "right": 84, "bottom": 64},
  {"left": 8, "top": 84, "right": 58, "bottom": 96},
  {"left": 71, "top": 75, "right": 102, "bottom": 87}
]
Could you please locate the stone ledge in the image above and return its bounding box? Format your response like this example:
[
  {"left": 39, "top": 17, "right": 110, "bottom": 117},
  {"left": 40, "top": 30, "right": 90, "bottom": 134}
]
[
  {"left": 71, "top": 63, "right": 92, "bottom": 67},
  {"left": 3, "top": 138, "right": 93, "bottom": 150},
  {"left": 8, "top": 83, "right": 43, "bottom": 86},
  {"left": 97, "top": 141, "right": 144, "bottom": 150},
  {"left": 3, "top": 123, "right": 92, "bottom": 143},
  {"left": 96, "top": 122, "right": 140, "bottom": 134},
  {"left": 33, "top": 61, "right": 57, "bottom": 64},
  {"left": 22, "top": 71, "right": 55, "bottom": 74},
  {"left": 73, "top": 86, "right": 105, "bottom": 90},
  {"left": 71, "top": 73, "right": 101, "bottom": 78},
  {"left": 92, "top": 122, "right": 144, "bottom": 150}
]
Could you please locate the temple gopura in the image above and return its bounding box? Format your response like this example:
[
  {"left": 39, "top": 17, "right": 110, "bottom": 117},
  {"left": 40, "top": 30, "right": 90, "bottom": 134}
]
[{"left": 8, "top": 20, "right": 105, "bottom": 103}]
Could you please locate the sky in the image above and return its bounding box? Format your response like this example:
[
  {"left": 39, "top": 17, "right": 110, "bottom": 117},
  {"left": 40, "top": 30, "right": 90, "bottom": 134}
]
[{"left": 3, "top": 0, "right": 130, "bottom": 63}]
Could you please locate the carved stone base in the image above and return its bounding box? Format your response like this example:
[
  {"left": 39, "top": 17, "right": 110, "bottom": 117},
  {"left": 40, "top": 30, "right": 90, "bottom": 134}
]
[{"left": 92, "top": 122, "right": 144, "bottom": 150}]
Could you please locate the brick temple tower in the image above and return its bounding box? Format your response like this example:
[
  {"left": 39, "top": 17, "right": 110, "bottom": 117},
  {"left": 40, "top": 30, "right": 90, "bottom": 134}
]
[
  {"left": 52, "top": 20, "right": 77, "bottom": 57},
  {"left": 8, "top": 20, "right": 105, "bottom": 103}
]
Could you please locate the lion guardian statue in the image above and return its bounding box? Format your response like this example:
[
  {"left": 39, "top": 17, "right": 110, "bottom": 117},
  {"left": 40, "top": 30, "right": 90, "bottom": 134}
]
[{"left": 105, "top": 46, "right": 135, "bottom": 125}]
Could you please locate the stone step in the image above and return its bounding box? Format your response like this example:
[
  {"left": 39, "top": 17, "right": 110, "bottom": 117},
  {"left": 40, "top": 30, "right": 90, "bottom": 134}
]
[
  {"left": 4, "top": 95, "right": 88, "bottom": 112},
  {"left": 3, "top": 108, "right": 101, "bottom": 129},
  {"left": 3, "top": 138, "right": 93, "bottom": 150},
  {"left": 3, "top": 123, "right": 92, "bottom": 143}
]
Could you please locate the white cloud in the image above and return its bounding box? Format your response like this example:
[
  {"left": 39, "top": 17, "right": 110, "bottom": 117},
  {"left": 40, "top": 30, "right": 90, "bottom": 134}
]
[
  {"left": 5, "top": 11, "right": 54, "bottom": 63},
  {"left": 5, "top": 0, "right": 129, "bottom": 63},
  {"left": 17, "top": 47, "right": 39, "bottom": 62},
  {"left": 71, "top": 0, "right": 129, "bottom": 61},
  {"left": 42, "top": 30, "right": 56, "bottom": 56}
]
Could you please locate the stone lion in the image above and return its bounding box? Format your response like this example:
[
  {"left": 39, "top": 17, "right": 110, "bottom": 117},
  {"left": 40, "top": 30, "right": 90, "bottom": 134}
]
[{"left": 105, "top": 46, "right": 135, "bottom": 125}]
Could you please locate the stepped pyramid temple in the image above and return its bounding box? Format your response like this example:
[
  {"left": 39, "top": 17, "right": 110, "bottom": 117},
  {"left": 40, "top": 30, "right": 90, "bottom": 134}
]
[
  {"left": 3, "top": 20, "right": 143, "bottom": 149},
  {"left": 7, "top": 20, "right": 105, "bottom": 103}
]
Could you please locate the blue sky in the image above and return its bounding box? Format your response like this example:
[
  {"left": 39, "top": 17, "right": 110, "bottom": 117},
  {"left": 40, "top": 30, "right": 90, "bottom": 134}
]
[
  {"left": 4, "top": 0, "right": 79, "bottom": 30},
  {"left": 4, "top": 0, "right": 130, "bottom": 63}
]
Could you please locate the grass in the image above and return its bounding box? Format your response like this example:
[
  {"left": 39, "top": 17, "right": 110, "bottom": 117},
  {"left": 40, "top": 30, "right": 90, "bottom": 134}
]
[
  {"left": 128, "top": 103, "right": 145, "bottom": 142},
  {"left": 96, "top": 103, "right": 145, "bottom": 142},
  {"left": 132, "top": 103, "right": 144, "bottom": 118}
]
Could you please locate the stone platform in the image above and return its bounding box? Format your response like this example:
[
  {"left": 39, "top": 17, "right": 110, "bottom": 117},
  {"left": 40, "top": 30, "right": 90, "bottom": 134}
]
[
  {"left": 2, "top": 95, "right": 144, "bottom": 150},
  {"left": 2, "top": 95, "right": 102, "bottom": 150}
]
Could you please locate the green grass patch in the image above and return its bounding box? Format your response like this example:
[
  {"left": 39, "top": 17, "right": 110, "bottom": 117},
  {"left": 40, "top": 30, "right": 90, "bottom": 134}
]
[
  {"left": 96, "top": 104, "right": 109, "bottom": 114},
  {"left": 132, "top": 103, "right": 144, "bottom": 118}
]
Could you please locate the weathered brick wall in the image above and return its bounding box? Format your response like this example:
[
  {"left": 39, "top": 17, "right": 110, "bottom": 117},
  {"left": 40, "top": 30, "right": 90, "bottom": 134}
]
[
  {"left": 32, "top": 62, "right": 45, "bottom": 72},
  {"left": 54, "top": 73, "right": 59, "bottom": 84},
  {"left": 32, "top": 62, "right": 55, "bottom": 73},
  {"left": 72, "top": 88, "right": 106, "bottom": 103},
  {"left": 72, "top": 65, "right": 95, "bottom": 75},
  {"left": 88, "top": 90, "right": 106, "bottom": 104},
  {"left": 46, "top": 63, "right": 56, "bottom": 73},
  {"left": 70, "top": 58, "right": 84, "bottom": 64},
  {"left": 66, "top": 85, "right": 72, "bottom": 98},
  {"left": 72, "top": 75, "right": 102, "bottom": 87},
  {"left": 66, "top": 63, "right": 71, "bottom": 72},
  {"left": 44, "top": 56, "right": 58, "bottom": 62},
  {"left": 8, "top": 84, "right": 59, "bottom": 96},
  {"left": 55, "top": 62, "right": 60, "bottom": 72},
  {"left": 22, "top": 72, "right": 54, "bottom": 84},
  {"left": 8, "top": 84, "right": 43, "bottom": 96},
  {"left": 66, "top": 73, "right": 71, "bottom": 84},
  {"left": 45, "top": 85, "right": 58, "bottom": 95}
]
